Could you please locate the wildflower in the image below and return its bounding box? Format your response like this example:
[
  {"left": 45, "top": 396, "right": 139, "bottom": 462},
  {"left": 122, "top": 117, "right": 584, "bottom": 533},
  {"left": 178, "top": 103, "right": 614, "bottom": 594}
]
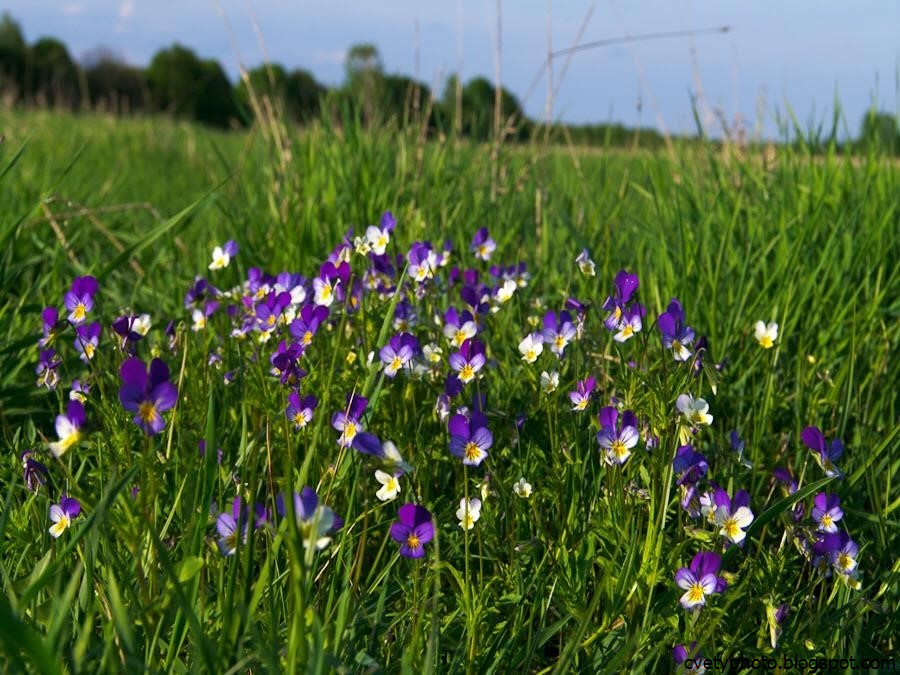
[
  {"left": 513, "top": 477, "right": 532, "bottom": 498},
  {"left": 209, "top": 240, "right": 239, "bottom": 270},
  {"left": 276, "top": 487, "right": 341, "bottom": 550},
  {"left": 773, "top": 467, "right": 805, "bottom": 520},
  {"left": 285, "top": 391, "right": 317, "bottom": 430},
  {"left": 375, "top": 470, "right": 401, "bottom": 501},
  {"left": 729, "top": 430, "right": 753, "bottom": 468},
  {"left": 672, "top": 444, "right": 708, "bottom": 486},
  {"left": 494, "top": 279, "right": 517, "bottom": 304},
  {"left": 676, "top": 393, "right": 713, "bottom": 427},
  {"left": 365, "top": 212, "right": 394, "bottom": 255},
  {"left": 48, "top": 400, "right": 86, "bottom": 458},
  {"left": 112, "top": 314, "right": 151, "bottom": 353},
  {"left": 471, "top": 227, "right": 496, "bottom": 261},
  {"left": 270, "top": 340, "right": 306, "bottom": 386},
  {"left": 21, "top": 450, "right": 50, "bottom": 491},
  {"left": 518, "top": 332, "right": 544, "bottom": 363},
  {"left": 448, "top": 411, "right": 492, "bottom": 466},
  {"left": 390, "top": 503, "right": 434, "bottom": 558},
  {"left": 118, "top": 357, "right": 178, "bottom": 436},
  {"left": 658, "top": 299, "right": 695, "bottom": 361},
  {"left": 407, "top": 241, "right": 439, "bottom": 283},
  {"left": 712, "top": 488, "right": 754, "bottom": 545},
  {"left": 191, "top": 301, "right": 218, "bottom": 332},
  {"left": 36, "top": 348, "right": 62, "bottom": 390},
  {"left": 449, "top": 338, "right": 486, "bottom": 385},
  {"left": 456, "top": 497, "right": 482, "bottom": 530},
  {"left": 289, "top": 304, "right": 329, "bottom": 348},
  {"left": 801, "top": 426, "right": 844, "bottom": 479},
  {"left": 64, "top": 276, "right": 98, "bottom": 325},
  {"left": 332, "top": 393, "right": 382, "bottom": 455},
  {"left": 613, "top": 304, "right": 645, "bottom": 342},
  {"left": 812, "top": 531, "right": 858, "bottom": 576},
  {"left": 380, "top": 332, "right": 419, "bottom": 378},
  {"left": 597, "top": 406, "right": 640, "bottom": 465},
  {"left": 542, "top": 311, "right": 577, "bottom": 357},
  {"left": 49, "top": 495, "right": 81, "bottom": 538},
  {"left": 811, "top": 493, "right": 843, "bottom": 533},
  {"left": 568, "top": 376, "right": 595, "bottom": 411},
  {"left": 754, "top": 320, "right": 778, "bottom": 349},
  {"left": 74, "top": 321, "right": 101, "bottom": 362},
  {"left": 540, "top": 370, "right": 559, "bottom": 394},
  {"left": 674, "top": 551, "right": 726, "bottom": 610},
  {"left": 575, "top": 249, "right": 596, "bottom": 277},
  {"left": 442, "top": 307, "right": 477, "bottom": 348},
  {"left": 216, "top": 496, "right": 248, "bottom": 555},
  {"left": 673, "top": 643, "right": 705, "bottom": 673},
  {"left": 40, "top": 306, "right": 65, "bottom": 347},
  {"left": 312, "top": 261, "right": 349, "bottom": 307},
  {"left": 602, "top": 270, "right": 640, "bottom": 331}
]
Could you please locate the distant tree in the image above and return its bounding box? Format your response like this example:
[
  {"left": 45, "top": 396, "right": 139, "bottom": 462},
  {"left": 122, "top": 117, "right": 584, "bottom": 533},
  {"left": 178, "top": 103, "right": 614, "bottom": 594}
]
[
  {"left": 285, "top": 68, "right": 325, "bottom": 123},
  {"left": 441, "top": 75, "right": 527, "bottom": 141},
  {"left": 381, "top": 74, "right": 432, "bottom": 127},
  {"left": 235, "top": 63, "right": 325, "bottom": 125},
  {"left": 82, "top": 49, "right": 148, "bottom": 113},
  {"left": 344, "top": 43, "right": 384, "bottom": 125},
  {"left": 146, "top": 44, "right": 238, "bottom": 128},
  {"left": 28, "top": 37, "right": 80, "bottom": 107},
  {"left": 859, "top": 110, "right": 900, "bottom": 155},
  {"left": 235, "top": 63, "right": 288, "bottom": 119},
  {"left": 0, "top": 12, "right": 28, "bottom": 100}
]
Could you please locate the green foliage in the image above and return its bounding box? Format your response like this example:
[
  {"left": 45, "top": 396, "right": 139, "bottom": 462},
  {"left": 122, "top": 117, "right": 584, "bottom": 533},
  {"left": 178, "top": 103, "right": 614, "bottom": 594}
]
[{"left": 858, "top": 110, "right": 900, "bottom": 155}]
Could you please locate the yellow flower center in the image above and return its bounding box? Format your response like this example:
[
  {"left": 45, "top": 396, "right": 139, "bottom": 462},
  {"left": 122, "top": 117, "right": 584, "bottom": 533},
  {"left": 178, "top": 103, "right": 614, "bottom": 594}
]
[
  {"left": 686, "top": 582, "right": 705, "bottom": 605},
  {"left": 464, "top": 441, "right": 481, "bottom": 462},
  {"left": 820, "top": 513, "right": 833, "bottom": 529},
  {"left": 72, "top": 303, "right": 87, "bottom": 321},
  {"left": 611, "top": 440, "right": 628, "bottom": 460},
  {"left": 459, "top": 363, "right": 475, "bottom": 382},
  {"left": 759, "top": 336, "right": 774, "bottom": 349},
  {"left": 138, "top": 401, "right": 157, "bottom": 423},
  {"left": 723, "top": 517, "right": 740, "bottom": 540},
  {"left": 406, "top": 533, "right": 421, "bottom": 552}
]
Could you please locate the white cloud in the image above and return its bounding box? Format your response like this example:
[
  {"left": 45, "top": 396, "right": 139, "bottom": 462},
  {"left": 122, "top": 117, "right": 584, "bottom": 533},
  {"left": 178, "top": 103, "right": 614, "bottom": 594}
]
[{"left": 62, "top": 3, "right": 86, "bottom": 16}]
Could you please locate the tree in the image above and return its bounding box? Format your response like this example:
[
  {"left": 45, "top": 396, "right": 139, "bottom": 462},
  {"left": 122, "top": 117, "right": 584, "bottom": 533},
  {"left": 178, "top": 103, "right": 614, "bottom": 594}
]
[
  {"left": 442, "top": 75, "right": 528, "bottom": 141},
  {"left": 859, "top": 110, "right": 900, "bottom": 155},
  {"left": 0, "top": 12, "right": 28, "bottom": 100},
  {"left": 344, "top": 43, "right": 385, "bottom": 125},
  {"left": 28, "top": 37, "right": 79, "bottom": 107},
  {"left": 284, "top": 68, "right": 325, "bottom": 123},
  {"left": 82, "top": 49, "right": 148, "bottom": 113}
]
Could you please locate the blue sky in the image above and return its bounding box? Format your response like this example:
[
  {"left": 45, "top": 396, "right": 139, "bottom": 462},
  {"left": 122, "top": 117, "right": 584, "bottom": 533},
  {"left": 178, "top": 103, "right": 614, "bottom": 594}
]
[{"left": 6, "top": 1, "right": 900, "bottom": 139}]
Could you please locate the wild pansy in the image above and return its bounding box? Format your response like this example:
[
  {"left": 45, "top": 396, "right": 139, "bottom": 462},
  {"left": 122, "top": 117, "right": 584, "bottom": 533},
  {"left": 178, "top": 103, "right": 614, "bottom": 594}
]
[
  {"left": 118, "top": 357, "right": 178, "bottom": 436},
  {"left": 443, "top": 307, "right": 477, "bottom": 348},
  {"left": 597, "top": 406, "right": 640, "bottom": 465},
  {"left": 676, "top": 393, "right": 713, "bottom": 427},
  {"left": 754, "top": 320, "right": 778, "bottom": 349},
  {"left": 672, "top": 643, "right": 705, "bottom": 673},
  {"left": 493, "top": 278, "right": 518, "bottom": 305},
  {"left": 392, "top": 298, "right": 418, "bottom": 331},
  {"left": 255, "top": 290, "right": 292, "bottom": 336},
  {"left": 21, "top": 450, "right": 50, "bottom": 491},
  {"left": 602, "top": 269, "right": 640, "bottom": 332},
  {"left": 390, "top": 503, "right": 434, "bottom": 558},
  {"left": 542, "top": 310, "right": 577, "bottom": 357},
  {"left": 276, "top": 487, "right": 341, "bottom": 551},
  {"left": 36, "top": 348, "right": 62, "bottom": 390},
  {"left": 191, "top": 301, "right": 219, "bottom": 332},
  {"left": 575, "top": 248, "right": 596, "bottom": 277},
  {"left": 362, "top": 211, "right": 394, "bottom": 256},
  {"left": 289, "top": 304, "right": 329, "bottom": 348},
  {"left": 285, "top": 391, "right": 317, "bottom": 430},
  {"left": 312, "top": 261, "right": 350, "bottom": 307},
  {"left": 658, "top": 299, "right": 695, "bottom": 361},
  {"left": 448, "top": 338, "right": 486, "bottom": 385},
  {"left": 471, "top": 227, "right": 496, "bottom": 261},
  {"left": 801, "top": 425, "right": 844, "bottom": 478},
  {"left": 674, "top": 551, "right": 727, "bottom": 610},
  {"left": 773, "top": 467, "right": 805, "bottom": 521},
  {"left": 74, "top": 321, "right": 101, "bottom": 362},
  {"left": 518, "top": 332, "right": 544, "bottom": 363},
  {"left": 270, "top": 340, "right": 306, "bottom": 386},
  {"left": 569, "top": 376, "right": 595, "bottom": 411},
  {"left": 40, "top": 306, "right": 66, "bottom": 348},
  {"left": 613, "top": 304, "right": 645, "bottom": 343},
  {"left": 711, "top": 487, "right": 754, "bottom": 545},
  {"left": 112, "top": 313, "right": 151, "bottom": 353},
  {"left": 812, "top": 531, "right": 858, "bottom": 577},
  {"left": 332, "top": 393, "right": 382, "bottom": 455},
  {"left": 48, "top": 400, "right": 86, "bottom": 458},
  {"left": 375, "top": 470, "right": 401, "bottom": 501},
  {"left": 64, "top": 275, "right": 98, "bottom": 325},
  {"left": 209, "top": 240, "right": 238, "bottom": 270},
  {"left": 456, "top": 497, "right": 482, "bottom": 530},
  {"left": 49, "top": 495, "right": 81, "bottom": 538},
  {"left": 513, "top": 477, "right": 533, "bottom": 498},
  {"left": 811, "top": 493, "right": 843, "bottom": 533},
  {"left": 540, "top": 370, "right": 559, "bottom": 394},
  {"left": 448, "top": 410, "right": 492, "bottom": 466},
  {"left": 380, "top": 332, "right": 419, "bottom": 378},
  {"left": 408, "top": 241, "right": 439, "bottom": 284},
  {"left": 673, "top": 444, "right": 709, "bottom": 486},
  {"left": 216, "top": 496, "right": 249, "bottom": 556}
]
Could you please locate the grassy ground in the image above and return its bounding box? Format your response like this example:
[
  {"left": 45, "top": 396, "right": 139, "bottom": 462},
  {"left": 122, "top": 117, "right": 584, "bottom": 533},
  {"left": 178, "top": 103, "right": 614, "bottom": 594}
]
[{"left": 1, "top": 109, "right": 897, "bottom": 673}]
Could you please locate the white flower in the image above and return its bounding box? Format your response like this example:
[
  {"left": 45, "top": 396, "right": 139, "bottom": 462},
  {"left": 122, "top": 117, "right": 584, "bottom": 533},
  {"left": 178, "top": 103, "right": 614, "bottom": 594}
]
[
  {"left": 191, "top": 308, "right": 207, "bottom": 332},
  {"left": 715, "top": 505, "right": 754, "bottom": 544},
  {"left": 495, "top": 279, "right": 517, "bottom": 304},
  {"left": 518, "top": 333, "right": 544, "bottom": 363},
  {"left": 133, "top": 314, "right": 152, "bottom": 336},
  {"left": 456, "top": 498, "right": 482, "bottom": 529},
  {"left": 754, "top": 321, "right": 778, "bottom": 349},
  {"left": 375, "top": 470, "right": 401, "bottom": 501},
  {"left": 575, "top": 249, "right": 596, "bottom": 277},
  {"left": 513, "top": 477, "right": 532, "bottom": 499},
  {"left": 365, "top": 225, "right": 390, "bottom": 255},
  {"left": 209, "top": 246, "right": 231, "bottom": 270},
  {"left": 540, "top": 370, "right": 559, "bottom": 394},
  {"left": 676, "top": 393, "right": 713, "bottom": 427}
]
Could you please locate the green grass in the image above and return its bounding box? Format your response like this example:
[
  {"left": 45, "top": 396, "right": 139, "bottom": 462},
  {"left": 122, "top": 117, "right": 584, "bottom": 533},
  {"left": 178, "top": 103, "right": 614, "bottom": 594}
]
[{"left": 1, "top": 108, "right": 897, "bottom": 673}]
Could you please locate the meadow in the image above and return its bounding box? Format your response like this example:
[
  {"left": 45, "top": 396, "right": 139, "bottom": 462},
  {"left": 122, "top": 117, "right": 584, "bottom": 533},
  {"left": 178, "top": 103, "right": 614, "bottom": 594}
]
[{"left": 0, "top": 108, "right": 897, "bottom": 673}]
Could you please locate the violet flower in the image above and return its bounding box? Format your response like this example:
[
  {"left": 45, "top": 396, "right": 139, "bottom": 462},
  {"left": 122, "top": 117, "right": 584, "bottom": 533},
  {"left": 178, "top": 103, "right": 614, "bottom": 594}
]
[
  {"left": 658, "top": 298, "right": 695, "bottom": 361},
  {"left": 390, "top": 503, "right": 434, "bottom": 558},
  {"left": 286, "top": 391, "right": 317, "bottom": 430},
  {"left": 568, "top": 376, "right": 595, "bottom": 411},
  {"left": 596, "top": 406, "right": 639, "bottom": 465},
  {"left": 49, "top": 495, "right": 81, "bottom": 538},
  {"left": 64, "top": 276, "right": 98, "bottom": 325},
  {"left": 118, "top": 357, "right": 178, "bottom": 435},
  {"left": 674, "top": 551, "right": 727, "bottom": 609},
  {"left": 801, "top": 426, "right": 844, "bottom": 479},
  {"left": 448, "top": 410, "right": 492, "bottom": 466},
  {"left": 448, "top": 338, "right": 486, "bottom": 385},
  {"left": 811, "top": 493, "right": 843, "bottom": 533},
  {"left": 21, "top": 450, "right": 50, "bottom": 491},
  {"left": 49, "top": 400, "right": 86, "bottom": 458}
]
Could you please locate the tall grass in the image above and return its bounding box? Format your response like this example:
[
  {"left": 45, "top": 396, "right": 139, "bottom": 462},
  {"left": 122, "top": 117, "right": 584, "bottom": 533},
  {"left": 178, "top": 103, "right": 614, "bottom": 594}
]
[{"left": 0, "top": 107, "right": 897, "bottom": 672}]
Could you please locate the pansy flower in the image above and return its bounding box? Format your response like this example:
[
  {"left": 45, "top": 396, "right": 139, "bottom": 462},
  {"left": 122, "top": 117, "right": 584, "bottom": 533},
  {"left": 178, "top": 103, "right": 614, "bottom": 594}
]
[
  {"left": 613, "top": 304, "right": 645, "bottom": 343},
  {"left": 456, "top": 497, "right": 482, "bottom": 530},
  {"left": 672, "top": 444, "right": 708, "bottom": 486},
  {"left": 48, "top": 400, "right": 86, "bottom": 458},
  {"left": 812, "top": 531, "right": 858, "bottom": 576},
  {"left": 811, "top": 493, "right": 843, "bottom": 533},
  {"left": 471, "top": 227, "right": 496, "bottom": 261},
  {"left": 442, "top": 307, "right": 477, "bottom": 347},
  {"left": 676, "top": 393, "right": 713, "bottom": 427},
  {"left": 21, "top": 450, "right": 50, "bottom": 491},
  {"left": 672, "top": 643, "right": 704, "bottom": 673},
  {"left": 112, "top": 313, "right": 151, "bottom": 353},
  {"left": 712, "top": 488, "right": 754, "bottom": 545},
  {"left": 209, "top": 240, "right": 239, "bottom": 270},
  {"left": 575, "top": 249, "right": 596, "bottom": 277},
  {"left": 331, "top": 393, "right": 382, "bottom": 455},
  {"left": 365, "top": 211, "right": 395, "bottom": 255},
  {"left": 674, "top": 551, "right": 727, "bottom": 610},
  {"left": 276, "top": 487, "right": 341, "bottom": 551},
  {"left": 597, "top": 406, "right": 640, "bottom": 465},
  {"left": 286, "top": 391, "right": 317, "bottom": 430},
  {"left": 270, "top": 340, "right": 306, "bottom": 386},
  {"left": 518, "top": 332, "right": 544, "bottom": 363},
  {"left": 658, "top": 299, "right": 695, "bottom": 361},
  {"left": 390, "top": 503, "right": 434, "bottom": 558},
  {"left": 448, "top": 338, "right": 486, "bottom": 384},
  {"left": 407, "top": 241, "right": 439, "bottom": 283},
  {"left": 540, "top": 370, "right": 559, "bottom": 394},
  {"left": 36, "top": 348, "right": 62, "bottom": 390},
  {"left": 74, "top": 321, "right": 101, "bottom": 362},
  {"left": 289, "top": 304, "right": 329, "bottom": 348},
  {"left": 380, "top": 332, "right": 419, "bottom": 378},
  {"left": 801, "top": 426, "right": 844, "bottom": 479},
  {"left": 64, "top": 276, "right": 98, "bottom": 325},
  {"left": 568, "top": 376, "right": 595, "bottom": 411},
  {"left": 49, "top": 495, "right": 81, "bottom": 538},
  {"left": 118, "top": 357, "right": 178, "bottom": 436},
  {"left": 40, "top": 306, "right": 66, "bottom": 347},
  {"left": 542, "top": 310, "right": 577, "bottom": 357},
  {"left": 513, "top": 477, "right": 532, "bottom": 498},
  {"left": 375, "top": 470, "right": 401, "bottom": 501},
  {"left": 216, "top": 496, "right": 250, "bottom": 556},
  {"left": 448, "top": 410, "right": 492, "bottom": 466},
  {"left": 754, "top": 320, "right": 778, "bottom": 349},
  {"left": 602, "top": 270, "right": 640, "bottom": 331}
]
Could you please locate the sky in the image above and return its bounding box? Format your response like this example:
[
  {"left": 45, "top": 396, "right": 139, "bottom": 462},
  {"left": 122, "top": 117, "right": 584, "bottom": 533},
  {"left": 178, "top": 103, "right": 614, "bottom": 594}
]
[{"left": 5, "top": 1, "right": 900, "bottom": 140}]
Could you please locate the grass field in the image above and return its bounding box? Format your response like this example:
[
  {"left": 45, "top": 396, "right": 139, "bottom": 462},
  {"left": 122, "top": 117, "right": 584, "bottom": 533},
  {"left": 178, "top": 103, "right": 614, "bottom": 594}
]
[{"left": 1, "top": 108, "right": 897, "bottom": 673}]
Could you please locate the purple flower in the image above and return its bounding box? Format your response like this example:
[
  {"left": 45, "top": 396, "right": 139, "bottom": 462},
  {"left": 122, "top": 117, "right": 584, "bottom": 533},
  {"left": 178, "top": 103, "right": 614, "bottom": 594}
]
[
  {"left": 602, "top": 270, "right": 639, "bottom": 330},
  {"left": 112, "top": 314, "right": 151, "bottom": 353},
  {"left": 270, "top": 340, "right": 306, "bottom": 386},
  {"left": 596, "top": 406, "right": 639, "bottom": 465},
  {"left": 773, "top": 466, "right": 805, "bottom": 521},
  {"left": 568, "top": 376, "right": 595, "bottom": 412},
  {"left": 674, "top": 551, "right": 726, "bottom": 609},
  {"left": 471, "top": 227, "right": 496, "bottom": 261},
  {"left": 64, "top": 276, "right": 98, "bottom": 325},
  {"left": 448, "top": 410, "right": 492, "bottom": 466},
  {"left": 812, "top": 531, "right": 858, "bottom": 576},
  {"left": 276, "top": 487, "right": 341, "bottom": 550},
  {"left": 331, "top": 393, "right": 383, "bottom": 455},
  {"left": 801, "top": 426, "right": 844, "bottom": 478},
  {"left": 672, "top": 444, "right": 708, "bottom": 485},
  {"left": 74, "top": 321, "right": 101, "bottom": 362},
  {"left": 711, "top": 488, "right": 754, "bottom": 545},
  {"left": 407, "top": 241, "right": 439, "bottom": 284},
  {"left": 442, "top": 307, "right": 477, "bottom": 347},
  {"left": 673, "top": 643, "right": 703, "bottom": 672},
  {"left": 657, "top": 299, "right": 695, "bottom": 361},
  {"left": 216, "top": 496, "right": 249, "bottom": 556},
  {"left": 49, "top": 495, "right": 81, "bottom": 538},
  {"left": 36, "top": 348, "right": 62, "bottom": 390},
  {"left": 380, "top": 332, "right": 419, "bottom": 378},
  {"left": 811, "top": 493, "right": 843, "bottom": 533},
  {"left": 613, "top": 303, "right": 645, "bottom": 343},
  {"left": 118, "top": 357, "right": 178, "bottom": 435},
  {"left": 542, "top": 310, "right": 577, "bottom": 357},
  {"left": 49, "top": 400, "right": 86, "bottom": 458},
  {"left": 448, "top": 338, "right": 486, "bottom": 385},
  {"left": 39, "top": 306, "right": 65, "bottom": 347},
  {"left": 21, "top": 450, "right": 50, "bottom": 491},
  {"left": 289, "top": 304, "right": 329, "bottom": 347},
  {"left": 390, "top": 503, "right": 434, "bottom": 558},
  {"left": 286, "top": 391, "right": 317, "bottom": 430}
]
